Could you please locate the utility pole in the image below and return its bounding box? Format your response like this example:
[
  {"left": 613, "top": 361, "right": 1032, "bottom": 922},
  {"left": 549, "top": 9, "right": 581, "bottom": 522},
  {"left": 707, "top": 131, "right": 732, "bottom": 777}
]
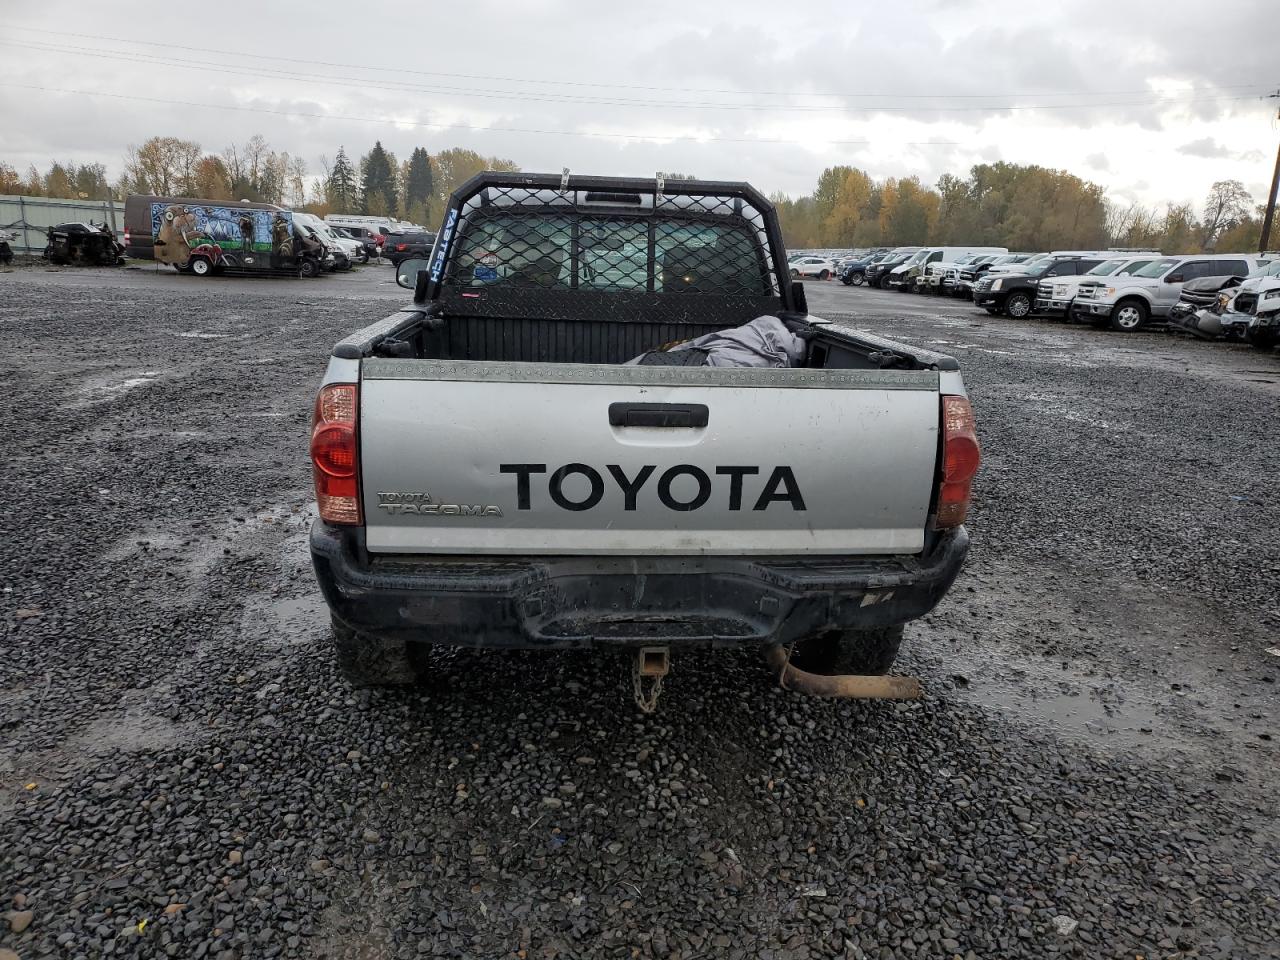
[{"left": 1260, "top": 90, "right": 1280, "bottom": 253}]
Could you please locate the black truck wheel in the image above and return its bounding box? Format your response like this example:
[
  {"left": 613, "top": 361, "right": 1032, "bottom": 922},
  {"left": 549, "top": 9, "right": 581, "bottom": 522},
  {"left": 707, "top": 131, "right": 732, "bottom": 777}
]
[
  {"left": 791, "top": 625, "right": 904, "bottom": 676},
  {"left": 1248, "top": 325, "right": 1278, "bottom": 350},
  {"left": 299, "top": 257, "right": 320, "bottom": 279},
  {"left": 1005, "top": 291, "right": 1032, "bottom": 318},
  {"left": 331, "top": 616, "right": 417, "bottom": 687},
  {"left": 849, "top": 272, "right": 864, "bottom": 286}
]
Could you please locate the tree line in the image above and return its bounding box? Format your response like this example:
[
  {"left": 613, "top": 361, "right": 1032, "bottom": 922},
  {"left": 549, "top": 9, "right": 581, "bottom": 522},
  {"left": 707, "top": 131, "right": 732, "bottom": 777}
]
[
  {"left": 0, "top": 135, "right": 520, "bottom": 227},
  {"left": 2, "top": 144, "right": 1264, "bottom": 252},
  {"left": 774, "top": 162, "right": 1264, "bottom": 254}
]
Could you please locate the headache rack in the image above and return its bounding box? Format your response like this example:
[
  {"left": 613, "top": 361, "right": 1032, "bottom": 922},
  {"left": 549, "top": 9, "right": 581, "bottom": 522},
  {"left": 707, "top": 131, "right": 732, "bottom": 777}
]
[{"left": 418, "top": 173, "right": 796, "bottom": 328}]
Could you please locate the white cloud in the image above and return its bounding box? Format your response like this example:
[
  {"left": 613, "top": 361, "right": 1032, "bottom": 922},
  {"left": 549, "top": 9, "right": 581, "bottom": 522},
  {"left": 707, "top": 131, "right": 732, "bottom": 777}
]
[{"left": 0, "top": 0, "right": 1274, "bottom": 211}]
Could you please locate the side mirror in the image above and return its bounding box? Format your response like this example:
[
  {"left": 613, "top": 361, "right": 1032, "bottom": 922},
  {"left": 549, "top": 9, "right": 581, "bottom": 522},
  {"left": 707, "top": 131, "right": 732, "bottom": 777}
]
[
  {"left": 1166, "top": 273, "right": 1184, "bottom": 283},
  {"left": 396, "top": 256, "right": 430, "bottom": 290}
]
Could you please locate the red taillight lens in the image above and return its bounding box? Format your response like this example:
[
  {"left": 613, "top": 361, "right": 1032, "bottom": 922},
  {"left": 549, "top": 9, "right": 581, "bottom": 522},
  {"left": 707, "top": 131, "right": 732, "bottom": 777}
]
[
  {"left": 124, "top": 226, "right": 131, "bottom": 245},
  {"left": 935, "top": 395, "right": 980, "bottom": 529},
  {"left": 395, "top": 243, "right": 407, "bottom": 251},
  {"left": 311, "top": 384, "right": 361, "bottom": 525}
]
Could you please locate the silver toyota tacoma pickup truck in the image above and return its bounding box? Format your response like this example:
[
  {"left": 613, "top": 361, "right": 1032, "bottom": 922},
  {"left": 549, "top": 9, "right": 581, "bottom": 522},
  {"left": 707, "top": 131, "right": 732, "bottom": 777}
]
[{"left": 309, "top": 173, "right": 979, "bottom": 701}]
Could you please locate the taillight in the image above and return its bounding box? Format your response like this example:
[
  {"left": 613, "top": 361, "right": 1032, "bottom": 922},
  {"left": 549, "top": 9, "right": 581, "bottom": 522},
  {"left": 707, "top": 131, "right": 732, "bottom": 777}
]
[
  {"left": 395, "top": 243, "right": 407, "bottom": 251},
  {"left": 935, "top": 395, "right": 980, "bottom": 529},
  {"left": 124, "top": 226, "right": 131, "bottom": 245},
  {"left": 311, "top": 383, "right": 361, "bottom": 525}
]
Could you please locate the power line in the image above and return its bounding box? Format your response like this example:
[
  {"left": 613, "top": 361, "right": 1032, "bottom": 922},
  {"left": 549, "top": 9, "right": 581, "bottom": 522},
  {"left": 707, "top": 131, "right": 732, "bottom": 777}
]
[
  {"left": 0, "top": 38, "right": 1266, "bottom": 117},
  {"left": 0, "top": 82, "right": 972, "bottom": 146},
  {"left": 4, "top": 23, "right": 1274, "bottom": 104}
]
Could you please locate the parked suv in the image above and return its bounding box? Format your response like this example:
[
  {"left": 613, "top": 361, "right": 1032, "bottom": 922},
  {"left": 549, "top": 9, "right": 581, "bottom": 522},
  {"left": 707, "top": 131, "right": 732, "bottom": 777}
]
[
  {"left": 788, "top": 255, "right": 837, "bottom": 280},
  {"left": 974, "top": 256, "right": 1105, "bottom": 318},
  {"left": 386, "top": 230, "right": 438, "bottom": 267},
  {"left": 863, "top": 247, "right": 921, "bottom": 288},
  {"left": 840, "top": 252, "right": 889, "bottom": 286},
  {"left": 1069, "top": 255, "right": 1257, "bottom": 331}
]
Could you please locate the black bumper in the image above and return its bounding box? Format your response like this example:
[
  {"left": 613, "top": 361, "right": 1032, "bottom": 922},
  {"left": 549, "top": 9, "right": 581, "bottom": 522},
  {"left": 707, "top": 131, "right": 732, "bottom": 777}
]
[
  {"left": 973, "top": 290, "right": 1002, "bottom": 309},
  {"left": 310, "top": 523, "right": 970, "bottom": 649}
]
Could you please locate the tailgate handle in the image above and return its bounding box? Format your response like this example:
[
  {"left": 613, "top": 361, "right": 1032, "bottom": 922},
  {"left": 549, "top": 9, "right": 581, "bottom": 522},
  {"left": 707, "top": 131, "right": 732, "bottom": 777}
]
[{"left": 608, "top": 402, "right": 709, "bottom": 428}]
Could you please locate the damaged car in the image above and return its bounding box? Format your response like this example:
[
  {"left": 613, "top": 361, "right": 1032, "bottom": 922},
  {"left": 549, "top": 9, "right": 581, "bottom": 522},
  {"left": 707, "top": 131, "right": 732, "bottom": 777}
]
[
  {"left": 1167, "top": 260, "right": 1280, "bottom": 341},
  {"left": 43, "top": 222, "right": 126, "bottom": 266}
]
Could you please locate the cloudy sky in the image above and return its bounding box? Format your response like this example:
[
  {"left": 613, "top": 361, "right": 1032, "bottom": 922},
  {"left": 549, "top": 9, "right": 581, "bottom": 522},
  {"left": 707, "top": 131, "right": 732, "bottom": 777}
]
[{"left": 1, "top": 0, "right": 1276, "bottom": 210}]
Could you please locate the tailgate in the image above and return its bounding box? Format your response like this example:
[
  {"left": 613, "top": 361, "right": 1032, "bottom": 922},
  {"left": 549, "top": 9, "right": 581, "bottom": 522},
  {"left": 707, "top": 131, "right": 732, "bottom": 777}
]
[{"left": 359, "top": 360, "right": 941, "bottom": 555}]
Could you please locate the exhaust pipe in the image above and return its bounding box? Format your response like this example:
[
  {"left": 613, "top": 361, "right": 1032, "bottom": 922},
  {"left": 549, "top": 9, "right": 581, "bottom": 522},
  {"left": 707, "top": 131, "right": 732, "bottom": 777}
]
[{"left": 764, "top": 644, "right": 922, "bottom": 700}]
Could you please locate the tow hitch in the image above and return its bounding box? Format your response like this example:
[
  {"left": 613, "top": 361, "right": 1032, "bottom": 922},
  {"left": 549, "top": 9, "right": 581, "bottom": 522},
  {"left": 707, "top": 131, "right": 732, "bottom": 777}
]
[
  {"left": 632, "top": 646, "right": 670, "bottom": 713},
  {"left": 764, "top": 644, "right": 922, "bottom": 700}
]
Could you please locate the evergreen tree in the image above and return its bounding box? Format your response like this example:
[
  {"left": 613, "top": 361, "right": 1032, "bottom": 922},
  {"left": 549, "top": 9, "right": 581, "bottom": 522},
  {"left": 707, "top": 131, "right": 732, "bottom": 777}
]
[
  {"left": 404, "top": 147, "right": 434, "bottom": 224},
  {"left": 327, "top": 146, "right": 359, "bottom": 212},
  {"left": 360, "top": 141, "right": 397, "bottom": 216}
]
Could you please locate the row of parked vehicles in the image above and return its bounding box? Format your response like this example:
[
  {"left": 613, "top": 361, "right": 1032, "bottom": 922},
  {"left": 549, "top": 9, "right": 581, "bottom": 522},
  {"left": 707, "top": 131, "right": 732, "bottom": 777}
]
[
  {"left": 825, "top": 245, "right": 1280, "bottom": 351},
  {"left": 116, "top": 195, "right": 437, "bottom": 278}
]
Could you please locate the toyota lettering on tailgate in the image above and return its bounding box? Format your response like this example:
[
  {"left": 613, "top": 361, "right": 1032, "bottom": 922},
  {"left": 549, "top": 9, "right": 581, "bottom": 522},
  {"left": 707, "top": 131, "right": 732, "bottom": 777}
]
[{"left": 499, "top": 463, "right": 806, "bottom": 512}]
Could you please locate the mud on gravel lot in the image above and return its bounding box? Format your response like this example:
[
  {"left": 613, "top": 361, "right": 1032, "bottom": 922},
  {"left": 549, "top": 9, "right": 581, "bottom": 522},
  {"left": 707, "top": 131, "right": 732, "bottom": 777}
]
[{"left": 1, "top": 270, "right": 1278, "bottom": 960}]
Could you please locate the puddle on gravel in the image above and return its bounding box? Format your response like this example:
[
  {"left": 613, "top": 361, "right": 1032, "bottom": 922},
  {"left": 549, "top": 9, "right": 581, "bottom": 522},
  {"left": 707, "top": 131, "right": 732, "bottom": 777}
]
[
  {"left": 64, "top": 370, "right": 163, "bottom": 408},
  {"left": 927, "top": 644, "right": 1176, "bottom": 752}
]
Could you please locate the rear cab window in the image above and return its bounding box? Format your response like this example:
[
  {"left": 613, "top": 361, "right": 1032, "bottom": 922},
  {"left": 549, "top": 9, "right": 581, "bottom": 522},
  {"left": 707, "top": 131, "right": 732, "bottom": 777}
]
[{"left": 446, "top": 210, "right": 774, "bottom": 296}]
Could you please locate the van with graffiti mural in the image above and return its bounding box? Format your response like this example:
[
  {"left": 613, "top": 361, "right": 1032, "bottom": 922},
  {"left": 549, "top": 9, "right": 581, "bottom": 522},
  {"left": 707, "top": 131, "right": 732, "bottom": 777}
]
[{"left": 123, "top": 195, "right": 305, "bottom": 277}]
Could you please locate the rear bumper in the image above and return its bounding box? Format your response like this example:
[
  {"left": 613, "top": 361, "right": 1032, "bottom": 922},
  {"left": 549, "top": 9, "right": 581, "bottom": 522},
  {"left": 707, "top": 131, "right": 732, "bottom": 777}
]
[{"left": 310, "top": 522, "right": 970, "bottom": 649}]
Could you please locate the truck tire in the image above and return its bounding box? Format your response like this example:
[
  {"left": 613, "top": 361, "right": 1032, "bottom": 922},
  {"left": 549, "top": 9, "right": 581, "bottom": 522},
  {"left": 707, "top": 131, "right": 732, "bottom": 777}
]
[
  {"left": 299, "top": 258, "right": 320, "bottom": 279},
  {"left": 1109, "top": 299, "right": 1148, "bottom": 332},
  {"left": 1248, "top": 326, "right": 1278, "bottom": 350},
  {"left": 791, "top": 625, "right": 904, "bottom": 676},
  {"left": 849, "top": 272, "right": 864, "bottom": 286},
  {"left": 189, "top": 255, "right": 212, "bottom": 277},
  {"left": 1005, "top": 291, "right": 1032, "bottom": 318},
  {"left": 331, "top": 615, "right": 417, "bottom": 687}
]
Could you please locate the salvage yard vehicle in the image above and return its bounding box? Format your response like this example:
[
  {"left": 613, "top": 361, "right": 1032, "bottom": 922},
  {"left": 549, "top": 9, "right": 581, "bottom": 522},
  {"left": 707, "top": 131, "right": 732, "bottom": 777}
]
[
  {"left": 43, "top": 222, "right": 126, "bottom": 266},
  {"left": 863, "top": 247, "right": 921, "bottom": 288},
  {"left": 127, "top": 194, "right": 305, "bottom": 277},
  {"left": 1069, "top": 254, "right": 1258, "bottom": 331},
  {"left": 335, "top": 226, "right": 377, "bottom": 263},
  {"left": 386, "top": 230, "right": 438, "bottom": 266},
  {"left": 888, "top": 247, "right": 1007, "bottom": 293},
  {"left": 953, "top": 253, "right": 1031, "bottom": 298},
  {"left": 309, "top": 173, "right": 979, "bottom": 706},
  {"left": 973, "top": 255, "right": 1105, "bottom": 318},
  {"left": 1203, "top": 267, "right": 1280, "bottom": 349},
  {"left": 840, "top": 251, "right": 889, "bottom": 285},
  {"left": 295, "top": 213, "right": 359, "bottom": 271},
  {"left": 923, "top": 252, "right": 1006, "bottom": 295},
  {"left": 788, "top": 255, "right": 837, "bottom": 280},
  {"left": 1035, "top": 255, "right": 1157, "bottom": 317},
  {"left": 1167, "top": 260, "right": 1280, "bottom": 340}
]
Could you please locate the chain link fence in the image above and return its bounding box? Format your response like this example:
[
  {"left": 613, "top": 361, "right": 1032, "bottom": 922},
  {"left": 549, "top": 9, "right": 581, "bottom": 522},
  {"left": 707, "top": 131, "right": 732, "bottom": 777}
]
[{"left": 0, "top": 194, "right": 122, "bottom": 255}]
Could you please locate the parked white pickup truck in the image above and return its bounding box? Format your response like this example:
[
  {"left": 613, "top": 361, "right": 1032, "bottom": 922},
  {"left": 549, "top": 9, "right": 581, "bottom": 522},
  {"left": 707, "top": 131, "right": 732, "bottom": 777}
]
[{"left": 309, "top": 174, "right": 979, "bottom": 702}]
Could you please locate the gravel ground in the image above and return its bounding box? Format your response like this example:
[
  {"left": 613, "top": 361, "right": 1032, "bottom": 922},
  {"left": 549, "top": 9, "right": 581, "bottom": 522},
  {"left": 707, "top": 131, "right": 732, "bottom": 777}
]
[{"left": 2, "top": 268, "right": 1278, "bottom": 960}]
